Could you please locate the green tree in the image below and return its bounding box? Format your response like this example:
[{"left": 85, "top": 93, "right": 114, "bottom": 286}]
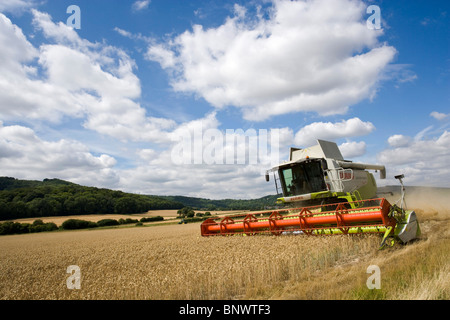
[{"left": 114, "top": 196, "right": 137, "bottom": 214}]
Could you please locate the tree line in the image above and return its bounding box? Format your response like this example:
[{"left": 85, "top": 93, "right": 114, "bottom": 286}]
[
  {"left": 0, "top": 177, "right": 184, "bottom": 220},
  {"left": 0, "top": 177, "right": 280, "bottom": 221},
  {"left": 0, "top": 216, "right": 164, "bottom": 236}
]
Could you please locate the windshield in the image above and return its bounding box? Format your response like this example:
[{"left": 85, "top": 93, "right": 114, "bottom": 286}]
[{"left": 279, "top": 161, "right": 327, "bottom": 196}]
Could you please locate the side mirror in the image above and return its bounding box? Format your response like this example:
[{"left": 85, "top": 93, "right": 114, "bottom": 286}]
[
  {"left": 320, "top": 159, "right": 328, "bottom": 171},
  {"left": 380, "top": 167, "right": 386, "bottom": 179},
  {"left": 265, "top": 172, "right": 270, "bottom": 182}
]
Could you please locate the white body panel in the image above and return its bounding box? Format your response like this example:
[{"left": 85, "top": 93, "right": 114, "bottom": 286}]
[{"left": 396, "top": 211, "right": 419, "bottom": 243}]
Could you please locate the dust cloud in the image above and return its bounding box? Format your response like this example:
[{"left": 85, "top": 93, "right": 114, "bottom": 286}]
[{"left": 384, "top": 186, "right": 450, "bottom": 217}]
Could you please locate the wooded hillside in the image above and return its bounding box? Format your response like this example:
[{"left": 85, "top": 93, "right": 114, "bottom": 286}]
[{"left": 0, "top": 177, "right": 279, "bottom": 220}]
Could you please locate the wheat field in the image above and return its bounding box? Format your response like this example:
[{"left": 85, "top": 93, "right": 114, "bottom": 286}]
[{"left": 0, "top": 190, "right": 449, "bottom": 300}]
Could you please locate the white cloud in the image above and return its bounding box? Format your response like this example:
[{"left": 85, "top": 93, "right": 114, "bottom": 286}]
[
  {"left": 146, "top": 0, "right": 397, "bottom": 121},
  {"left": 414, "top": 125, "right": 434, "bottom": 141},
  {"left": 378, "top": 130, "right": 450, "bottom": 187},
  {"left": 117, "top": 112, "right": 289, "bottom": 198},
  {"left": 0, "top": 14, "right": 37, "bottom": 66},
  {"left": 31, "top": 10, "right": 87, "bottom": 47},
  {"left": 0, "top": 123, "right": 119, "bottom": 187},
  {"left": 339, "top": 141, "right": 366, "bottom": 158},
  {"left": 132, "top": 0, "right": 150, "bottom": 12},
  {"left": 0, "top": 11, "right": 177, "bottom": 143},
  {"left": 146, "top": 44, "right": 177, "bottom": 69},
  {"left": 387, "top": 134, "right": 412, "bottom": 148},
  {"left": 119, "top": 153, "right": 276, "bottom": 199},
  {"left": 294, "top": 117, "right": 375, "bottom": 146},
  {"left": 0, "top": 0, "right": 35, "bottom": 13},
  {"left": 0, "top": 13, "right": 78, "bottom": 122},
  {"left": 430, "top": 111, "right": 449, "bottom": 121}
]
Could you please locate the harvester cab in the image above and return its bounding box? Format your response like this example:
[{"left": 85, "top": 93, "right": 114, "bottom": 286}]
[
  {"left": 201, "top": 140, "right": 420, "bottom": 249},
  {"left": 265, "top": 139, "right": 385, "bottom": 208}
]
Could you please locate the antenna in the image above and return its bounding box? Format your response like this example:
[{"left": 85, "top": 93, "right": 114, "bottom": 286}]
[{"left": 394, "top": 174, "right": 406, "bottom": 210}]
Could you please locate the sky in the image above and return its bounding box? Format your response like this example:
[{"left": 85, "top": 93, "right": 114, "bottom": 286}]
[{"left": 0, "top": 0, "right": 449, "bottom": 199}]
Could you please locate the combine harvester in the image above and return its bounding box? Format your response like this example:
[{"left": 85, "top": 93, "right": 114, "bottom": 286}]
[{"left": 201, "top": 140, "right": 420, "bottom": 249}]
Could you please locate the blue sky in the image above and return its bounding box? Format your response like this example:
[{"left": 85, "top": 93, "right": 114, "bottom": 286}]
[{"left": 0, "top": 0, "right": 448, "bottom": 199}]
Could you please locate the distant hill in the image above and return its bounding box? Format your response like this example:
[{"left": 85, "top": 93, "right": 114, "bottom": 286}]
[
  {"left": 0, "top": 177, "right": 184, "bottom": 221},
  {"left": 0, "top": 177, "right": 76, "bottom": 191},
  {"left": 0, "top": 177, "right": 280, "bottom": 221}
]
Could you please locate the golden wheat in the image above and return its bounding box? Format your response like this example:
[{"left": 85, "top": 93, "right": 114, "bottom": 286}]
[{"left": 0, "top": 202, "right": 448, "bottom": 300}]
